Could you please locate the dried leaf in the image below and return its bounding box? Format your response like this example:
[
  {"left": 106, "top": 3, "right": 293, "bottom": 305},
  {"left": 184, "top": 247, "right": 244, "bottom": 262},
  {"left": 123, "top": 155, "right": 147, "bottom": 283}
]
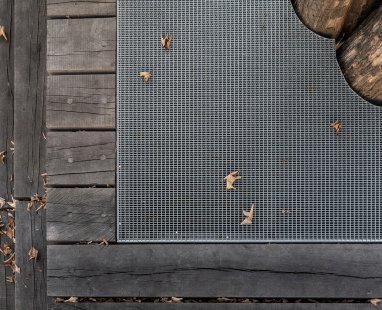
[
  {"left": 171, "top": 297, "right": 183, "bottom": 303},
  {"left": 0, "top": 197, "right": 5, "bottom": 208},
  {"left": 139, "top": 71, "right": 152, "bottom": 82},
  {"left": 6, "top": 275, "right": 15, "bottom": 283},
  {"left": 370, "top": 299, "right": 382, "bottom": 306},
  {"left": 4, "top": 253, "right": 20, "bottom": 273},
  {"left": 99, "top": 239, "right": 109, "bottom": 246},
  {"left": 0, "top": 26, "right": 7, "bottom": 41},
  {"left": 41, "top": 173, "right": 48, "bottom": 186},
  {"left": 4, "top": 213, "right": 15, "bottom": 241},
  {"left": 241, "top": 204, "right": 254, "bottom": 225},
  {"left": 0, "top": 243, "right": 12, "bottom": 256},
  {"left": 330, "top": 120, "right": 342, "bottom": 135},
  {"left": 0, "top": 151, "right": 6, "bottom": 164},
  {"left": 161, "top": 34, "right": 172, "bottom": 49},
  {"left": 54, "top": 297, "right": 65, "bottom": 303},
  {"left": 64, "top": 297, "right": 79, "bottom": 303},
  {"left": 28, "top": 247, "right": 38, "bottom": 261},
  {"left": 224, "top": 171, "right": 241, "bottom": 190},
  {"left": 28, "top": 194, "right": 47, "bottom": 212},
  {"left": 7, "top": 199, "right": 16, "bottom": 209}
]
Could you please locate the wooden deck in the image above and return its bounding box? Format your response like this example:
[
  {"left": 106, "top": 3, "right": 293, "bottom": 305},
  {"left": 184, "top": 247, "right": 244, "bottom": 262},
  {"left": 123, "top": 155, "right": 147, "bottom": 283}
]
[{"left": 1, "top": 0, "right": 382, "bottom": 309}]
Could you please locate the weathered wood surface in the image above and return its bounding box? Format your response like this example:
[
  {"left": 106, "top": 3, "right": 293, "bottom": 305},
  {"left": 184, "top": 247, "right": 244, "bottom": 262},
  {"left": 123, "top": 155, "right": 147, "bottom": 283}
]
[
  {"left": 48, "top": 244, "right": 382, "bottom": 298},
  {"left": 47, "top": 302, "right": 382, "bottom": 310},
  {"left": 0, "top": 0, "right": 15, "bottom": 308},
  {"left": 339, "top": 4, "right": 382, "bottom": 103},
  {"left": 293, "top": 0, "right": 377, "bottom": 39},
  {"left": 47, "top": 0, "right": 116, "bottom": 18},
  {"left": 47, "top": 18, "right": 116, "bottom": 74},
  {"left": 46, "top": 132, "right": 115, "bottom": 186},
  {"left": 15, "top": 201, "right": 47, "bottom": 310},
  {"left": 47, "top": 75, "right": 115, "bottom": 129},
  {"left": 47, "top": 188, "right": 115, "bottom": 242},
  {"left": 14, "top": 0, "right": 46, "bottom": 198}
]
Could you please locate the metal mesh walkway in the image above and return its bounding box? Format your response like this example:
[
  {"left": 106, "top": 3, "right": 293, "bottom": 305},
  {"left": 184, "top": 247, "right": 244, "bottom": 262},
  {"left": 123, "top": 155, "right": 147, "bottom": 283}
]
[{"left": 117, "top": 0, "right": 382, "bottom": 242}]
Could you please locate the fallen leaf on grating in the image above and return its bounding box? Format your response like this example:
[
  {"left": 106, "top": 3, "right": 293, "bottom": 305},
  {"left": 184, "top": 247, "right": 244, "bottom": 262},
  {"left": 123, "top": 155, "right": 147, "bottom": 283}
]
[
  {"left": 241, "top": 204, "right": 254, "bottom": 225},
  {"left": 0, "top": 151, "right": 6, "bottom": 164},
  {"left": 0, "top": 243, "right": 12, "bottom": 256},
  {"left": 0, "top": 25, "right": 7, "bottom": 41},
  {"left": 139, "top": 71, "right": 152, "bottom": 82},
  {"left": 64, "top": 297, "right": 79, "bottom": 303},
  {"left": 161, "top": 34, "right": 172, "bottom": 49},
  {"left": 330, "top": 120, "right": 342, "bottom": 135},
  {"left": 224, "top": 171, "right": 241, "bottom": 190},
  {"left": 370, "top": 299, "right": 382, "bottom": 306},
  {"left": 28, "top": 247, "right": 38, "bottom": 261}
]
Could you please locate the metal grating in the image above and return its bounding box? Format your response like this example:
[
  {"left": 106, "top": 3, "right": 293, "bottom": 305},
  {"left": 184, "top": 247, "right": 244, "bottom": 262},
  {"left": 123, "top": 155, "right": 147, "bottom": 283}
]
[{"left": 117, "top": 0, "right": 382, "bottom": 242}]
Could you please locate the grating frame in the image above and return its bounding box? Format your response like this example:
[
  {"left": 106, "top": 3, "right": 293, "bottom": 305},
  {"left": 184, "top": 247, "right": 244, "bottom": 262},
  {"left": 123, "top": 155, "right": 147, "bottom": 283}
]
[{"left": 117, "top": 0, "right": 382, "bottom": 243}]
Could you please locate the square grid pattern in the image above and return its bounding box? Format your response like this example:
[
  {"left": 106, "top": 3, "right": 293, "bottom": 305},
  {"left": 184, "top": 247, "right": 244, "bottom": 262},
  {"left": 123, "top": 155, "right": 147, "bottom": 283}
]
[{"left": 117, "top": 0, "right": 382, "bottom": 242}]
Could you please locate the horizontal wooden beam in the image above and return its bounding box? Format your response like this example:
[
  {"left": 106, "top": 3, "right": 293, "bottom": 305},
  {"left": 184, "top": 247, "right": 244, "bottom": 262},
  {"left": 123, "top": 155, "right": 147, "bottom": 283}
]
[
  {"left": 47, "top": 18, "right": 115, "bottom": 73},
  {"left": 47, "top": 75, "right": 115, "bottom": 130},
  {"left": 47, "top": 0, "right": 116, "bottom": 18},
  {"left": 47, "top": 188, "right": 115, "bottom": 242},
  {"left": 47, "top": 302, "right": 381, "bottom": 310},
  {"left": 48, "top": 244, "right": 382, "bottom": 298},
  {"left": 46, "top": 131, "right": 115, "bottom": 186}
]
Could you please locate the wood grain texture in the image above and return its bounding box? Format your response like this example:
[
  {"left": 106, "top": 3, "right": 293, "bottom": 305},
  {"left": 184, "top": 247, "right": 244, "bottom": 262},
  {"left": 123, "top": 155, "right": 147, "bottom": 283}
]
[
  {"left": 47, "top": 188, "right": 115, "bottom": 242},
  {"left": 338, "top": 4, "right": 382, "bottom": 103},
  {"left": 14, "top": 0, "right": 46, "bottom": 198},
  {"left": 293, "top": 0, "right": 353, "bottom": 39},
  {"left": 0, "top": 0, "right": 15, "bottom": 308},
  {"left": 47, "top": 18, "right": 116, "bottom": 73},
  {"left": 48, "top": 244, "right": 382, "bottom": 298},
  {"left": 47, "top": 0, "right": 116, "bottom": 18},
  {"left": 47, "top": 302, "right": 382, "bottom": 310},
  {"left": 15, "top": 201, "right": 47, "bottom": 310},
  {"left": 47, "top": 75, "right": 115, "bottom": 129},
  {"left": 46, "top": 131, "right": 115, "bottom": 186}
]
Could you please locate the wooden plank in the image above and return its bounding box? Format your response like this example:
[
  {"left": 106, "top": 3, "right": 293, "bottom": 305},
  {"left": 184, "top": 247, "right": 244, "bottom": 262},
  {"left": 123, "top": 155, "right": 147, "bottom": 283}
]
[
  {"left": 47, "top": 302, "right": 382, "bottom": 310},
  {"left": 48, "top": 244, "right": 382, "bottom": 298},
  {"left": 47, "top": 18, "right": 116, "bottom": 73},
  {"left": 14, "top": 0, "right": 46, "bottom": 198},
  {"left": 47, "top": 75, "right": 115, "bottom": 130},
  {"left": 46, "top": 131, "right": 115, "bottom": 186},
  {"left": 47, "top": 188, "right": 115, "bottom": 242},
  {"left": 47, "top": 0, "right": 116, "bottom": 18},
  {"left": 0, "top": 0, "right": 15, "bottom": 308},
  {"left": 338, "top": 4, "right": 382, "bottom": 102},
  {"left": 15, "top": 201, "right": 46, "bottom": 310}
]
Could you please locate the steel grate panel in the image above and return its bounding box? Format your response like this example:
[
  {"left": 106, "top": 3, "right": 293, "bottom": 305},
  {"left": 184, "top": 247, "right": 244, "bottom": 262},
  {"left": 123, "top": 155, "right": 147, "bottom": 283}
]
[{"left": 117, "top": 0, "right": 382, "bottom": 242}]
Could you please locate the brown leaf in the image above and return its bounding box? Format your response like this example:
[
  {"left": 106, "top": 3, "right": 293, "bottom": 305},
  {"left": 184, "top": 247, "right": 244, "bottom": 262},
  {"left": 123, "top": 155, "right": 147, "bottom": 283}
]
[
  {"left": 7, "top": 199, "right": 16, "bottom": 209},
  {"left": 330, "top": 120, "right": 342, "bottom": 135},
  {"left": 0, "top": 243, "right": 12, "bottom": 256},
  {"left": 0, "top": 26, "right": 7, "bottom": 41},
  {"left": 0, "top": 197, "right": 5, "bottom": 208},
  {"left": 28, "top": 194, "right": 47, "bottom": 212},
  {"left": 241, "top": 204, "right": 254, "bottom": 225},
  {"left": 171, "top": 297, "right": 183, "bottom": 303},
  {"left": 4, "top": 213, "right": 15, "bottom": 242},
  {"left": 6, "top": 275, "right": 15, "bottom": 283},
  {"left": 161, "top": 34, "right": 172, "bottom": 49},
  {"left": 54, "top": 297, "right": 65, "bottom": 303},
  {"left": 224, "top": 171, "right": 241, "bottom": 190},
  {"left": 28, "top": 247, "right": 39, "bottom": 261},
  {"left": 0, "top": 151, "right": 6, "bottom": 164},
  {"left": 139, "top": 71, "right": 152, "bottom": 82},
  {"left": 4, "top": 253, "right": 20, "bottom": 273},
  {"left": 370, "top": 299, "right": 382, "bottom": 306},
  {"left": 64, "top": 297, "right": 79, "bottom": 303}
]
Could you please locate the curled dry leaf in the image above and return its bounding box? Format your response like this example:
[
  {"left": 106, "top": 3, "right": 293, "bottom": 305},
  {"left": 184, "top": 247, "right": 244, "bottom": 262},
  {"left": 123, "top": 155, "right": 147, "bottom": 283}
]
[
  {"left": 7, "top": 199, "right": 16, "bottom": 210},
  {"left": 3, "top": 253, "right": 20, "bottom": 273},
  {"left": 224, "top": 171, "right": 241, "bottom": 190},
  {"left": 0, "top": 151, "right": 6, "bottom": 164},
  {"left": 0, "top": 197, "right": 5, "bottom": 208},
  {"left": 161, "top": 34, "right": 172, "bottom": 49},
  {"left": 28, "top": 247, "right": 38, "bottom": 261},
  {"left": 241, "top": 204, "right": 254, "bottom": 225},
  {"left": 330, "top": 120, "right": 342, "bottom": 136},
  {"left": 0, "top": 25, "right": 7, "bottom": 41},
  {"left": 139, "top": 71, "right": 152, "bottom": 82},
  {"left": 370, "top": 299, "right": 382, "bottom": 306},
  {"left": 28, "top": 194, "right": 47, "bottom": 211},
  {"left": 4, "top": 212, "right": 15, "bottom": 242},
  {"left": 64, "top": 297, "right": 79, "bottom": 303},
  {"left": 0, "top": 243, "right": 12, "bottom": 256}
]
